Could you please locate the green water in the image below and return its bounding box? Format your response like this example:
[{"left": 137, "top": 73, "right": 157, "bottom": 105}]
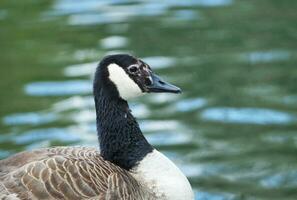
[{"left": 1, "top": 0, "right": 297, "bottom": 199}]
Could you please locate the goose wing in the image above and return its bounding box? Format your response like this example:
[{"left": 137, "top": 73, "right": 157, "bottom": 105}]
[{"left": 0, "top": 147, "right": 153, "bottom": 200}]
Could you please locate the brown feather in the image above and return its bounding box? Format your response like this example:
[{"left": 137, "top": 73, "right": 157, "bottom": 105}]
[{"left": 0, "top": 147, "right": 155, "bottom": 200}]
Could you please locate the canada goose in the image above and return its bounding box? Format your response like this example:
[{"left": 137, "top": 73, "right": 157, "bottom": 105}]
[{"left": 0, "top": 54, "right": 194, "bottom": 200}]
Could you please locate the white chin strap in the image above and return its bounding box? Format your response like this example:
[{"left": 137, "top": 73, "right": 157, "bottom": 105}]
[{"left": 108, "top": 63, "right": 143, "bottom": 100}]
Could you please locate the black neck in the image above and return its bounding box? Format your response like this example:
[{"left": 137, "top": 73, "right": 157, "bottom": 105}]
[{"left": 94, "top": 87, "right": 153, "bottom": 170}]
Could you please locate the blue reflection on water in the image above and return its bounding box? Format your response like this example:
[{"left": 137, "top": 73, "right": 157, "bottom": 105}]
[
  {"left": 25, "top": 80, "right": 92, "bottom": 96},
  {"left": 143, "top": 56, "right": 176, "bottom": 69},
  {"left": 146, "top": 131, "right": 190, "bottom": 146},
  {"left": 201, "top": 107, "right": 294, "bottom": 125},
  {"left": 130, "top": 104, "right": 150, "bottom": 118},
  {"left": 140, "top": 120, "right": 181, "bottom": 132},
  {"left": 195, "top": 191, "right": 234, "bottom": 200},
  {"left": 175, "top": 98, "right": 207, "bottom": 112},
  {"left": 53, "top": 96, "right": 94, "bottom": 112},
  {"left": 172, "top": 10, "right": 199, "bottom": 21},
  {"left": 52, "top": 0, "right": 233, "bottom": 16},
  {"left": 165, "top": 0, "right": 233, "bottom": 7},
  {"left": 64, "top": 62, "right": 97, "bottom": 77},
  {"left": 242, "top": 50, "right": 291, "bottom": 64},
  {"left": 68, "top": 14, "right": 121, "bottom": 25},
  {"left": 179, "top": 163, "right": 204, "bottom": 177},
  {"left": 100, "top": 35, "right": 128, "bottom": 49},
  {"left": 260, "top": 171, "right": 297, "bottom": 188},
  {"left": 48, "top": 0, "right": 232, "bottom": 25},
  {"left": 66, "top": 3, "right": 167, "bottom": 25},
  {"left": 14, "top": 128, "right": 81, "bottom": 144},
  {"left": 3, "top": 112, "right": 57, "bottom": 125}
]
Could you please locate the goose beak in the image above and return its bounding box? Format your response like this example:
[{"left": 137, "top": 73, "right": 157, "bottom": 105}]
[{"left": 147, "top": 73, "right": 181, "bottom": 94}]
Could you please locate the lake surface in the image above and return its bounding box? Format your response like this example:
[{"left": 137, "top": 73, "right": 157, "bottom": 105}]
[{"left": 1, "top": 0, "right": 297, "bottom": 199}]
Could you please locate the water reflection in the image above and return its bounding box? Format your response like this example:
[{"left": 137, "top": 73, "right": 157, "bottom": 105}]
[
  {"left": 25, "top": 80, "right": 92, "bottom": 96},
  {"left": 242, "top": 50, "right": 291, "bottom": 64},
  {"left": 64, "top": 62, "right": 97, "bottom": 77},
  {"left": 260, "top": 171, "right": 297, "bottom": 189},
  {"left": 201, "top": 107, "right": 294, "bottom": 125},
  {"left": 66, "top": 3, "right": 167, "bottom": 25},
  {"left": 52, "top": 0, "right": 233, "bottom": 17},
  {"left": 53, "top": 96, "right": 94, "bottom": 111},
  {"left": 175, "top": 98, "right": 207, "bottom": 112},
  {"left": 146, "top": 93, "right": 179, "bottom": 104},
  {"left": 146, "top": 131, "right": 191, "bottom": 146},
  {"left": 52, "top": 0, "right": 108, "bottom": 15},
  {"left": 100, "top": 35, "right": 128, "bottom": 49},
  {"left": 48, "top": 0, "right": 233, "bottom": 26},
  {"left": 73, "top": 49, "right": 101, "bottom": 61},
  {"left": 196, "top": 191, "right": 234, "bottom": 200},
  {"left": 130, "top": 104, "right": 150, "bottom": 118},
  {"left": 143, "top": 56, "right": 176, "bottom": 69},
  {"left": 283, "top": 95, "right": 297, "bottom": 105},
  {"left": 140, "top": 120, "right": 182, "bottom": 132},
  {"left": 3, "top": 112, "right": 57, "bottom": 126},
  {"left": 170, "top": 9, "right": 199, "bottom": 21},
  {"left": 14, "top": 128, "right": 81, "bottom": 144}
]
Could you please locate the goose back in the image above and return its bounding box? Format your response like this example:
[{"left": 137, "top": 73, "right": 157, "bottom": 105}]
[{"left": 0, "top": 147, "right": 155, "bottom": 200}]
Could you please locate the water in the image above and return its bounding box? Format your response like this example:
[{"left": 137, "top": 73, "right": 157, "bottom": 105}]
[{"left": 1, "top": 0, "right": 297, "bottom": 199}]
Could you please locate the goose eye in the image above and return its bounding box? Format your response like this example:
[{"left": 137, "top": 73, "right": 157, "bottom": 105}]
[{"left": 128, "top": 65, "right": 139, "bottom": 73}]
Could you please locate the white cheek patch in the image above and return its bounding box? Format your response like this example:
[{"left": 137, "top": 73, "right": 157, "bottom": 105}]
[{"left": 108, "top": 63, "right": 143, "bottom": 100}]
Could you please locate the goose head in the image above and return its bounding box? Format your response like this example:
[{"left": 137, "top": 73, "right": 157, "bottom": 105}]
[{"left": 95, "top": 54, "right": 181, "bottom": 100}]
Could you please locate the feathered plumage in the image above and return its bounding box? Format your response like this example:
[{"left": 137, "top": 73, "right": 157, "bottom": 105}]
[{"left": 0, "top": 147, "right": 154, "bottom": 200}]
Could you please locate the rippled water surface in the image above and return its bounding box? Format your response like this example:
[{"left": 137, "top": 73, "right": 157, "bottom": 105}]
[{"left": 1, "top": 0, "right": 297, "bottom": 199}]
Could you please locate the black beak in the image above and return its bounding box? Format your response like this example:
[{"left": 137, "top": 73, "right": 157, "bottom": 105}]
[{"left": 147, "top": 73, "right": 181, "bottom": 93}]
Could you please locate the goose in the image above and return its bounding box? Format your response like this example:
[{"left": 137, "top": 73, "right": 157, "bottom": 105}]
[{"left": 0, "top": 54, "right": 194, "bottom": 200}]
